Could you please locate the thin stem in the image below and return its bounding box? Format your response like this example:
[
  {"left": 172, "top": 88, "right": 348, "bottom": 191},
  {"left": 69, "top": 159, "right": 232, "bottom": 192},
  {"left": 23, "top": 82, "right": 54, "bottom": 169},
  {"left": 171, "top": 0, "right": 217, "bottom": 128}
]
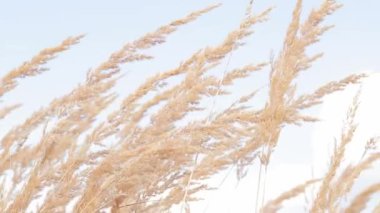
[
  {"left": 180, "top": 154, "right": 199, "bottom": 213},
  {"left": 261, "top": 164, "right": 268, "bottom": 210},
  {"left": 255, "top": 161, "right": 263, "bottom": 213}
]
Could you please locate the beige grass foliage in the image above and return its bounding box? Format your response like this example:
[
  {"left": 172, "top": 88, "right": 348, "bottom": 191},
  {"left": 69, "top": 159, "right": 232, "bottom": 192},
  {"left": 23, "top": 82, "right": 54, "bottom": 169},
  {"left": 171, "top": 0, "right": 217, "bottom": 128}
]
[{"left": 0, "top": 0, "right": 378, "bottom": 212}]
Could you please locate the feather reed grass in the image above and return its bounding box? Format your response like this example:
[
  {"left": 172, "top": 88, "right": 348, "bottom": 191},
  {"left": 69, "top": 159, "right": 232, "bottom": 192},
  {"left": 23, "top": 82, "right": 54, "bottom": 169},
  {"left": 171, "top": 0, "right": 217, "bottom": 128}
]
[{"left": 0, "top": 0, "right": 378, "bottom": 212}]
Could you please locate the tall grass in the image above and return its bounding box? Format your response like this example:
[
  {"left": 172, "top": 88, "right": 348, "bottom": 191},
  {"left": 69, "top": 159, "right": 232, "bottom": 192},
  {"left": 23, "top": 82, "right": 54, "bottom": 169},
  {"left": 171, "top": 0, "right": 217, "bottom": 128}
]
[{"left": 0, "top": 0, "right": 378, "bottom": 212}]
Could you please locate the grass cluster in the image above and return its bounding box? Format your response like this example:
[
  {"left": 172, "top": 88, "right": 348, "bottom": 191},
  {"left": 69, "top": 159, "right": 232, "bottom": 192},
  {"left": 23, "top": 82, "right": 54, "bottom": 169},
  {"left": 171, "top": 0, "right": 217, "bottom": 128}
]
[{"left": 0, "top": 0, "right": 379, "bottom": 212}]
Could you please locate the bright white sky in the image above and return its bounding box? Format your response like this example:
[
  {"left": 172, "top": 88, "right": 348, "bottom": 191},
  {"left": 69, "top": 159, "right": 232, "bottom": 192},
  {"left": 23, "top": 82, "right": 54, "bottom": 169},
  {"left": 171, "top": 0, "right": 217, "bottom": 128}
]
[{"left": 0, "top": 0, "right": 379, "bottom": 212}]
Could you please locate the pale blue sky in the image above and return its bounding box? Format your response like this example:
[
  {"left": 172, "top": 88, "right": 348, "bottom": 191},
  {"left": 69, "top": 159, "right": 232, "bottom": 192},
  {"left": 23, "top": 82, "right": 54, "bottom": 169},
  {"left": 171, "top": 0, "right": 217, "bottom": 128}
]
[
  {"left": 1, "top": 0, "right": 379, "bottom": 111},
  {"left": 0, "top": 0, "right": 379, "bottom": 212}
]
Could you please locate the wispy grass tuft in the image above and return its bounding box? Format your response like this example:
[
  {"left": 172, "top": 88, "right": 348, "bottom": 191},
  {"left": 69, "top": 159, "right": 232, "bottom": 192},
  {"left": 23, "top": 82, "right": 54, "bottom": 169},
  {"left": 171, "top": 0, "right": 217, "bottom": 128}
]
[{"left": 0, "top": 1, "right": 378, "bottom": 212}]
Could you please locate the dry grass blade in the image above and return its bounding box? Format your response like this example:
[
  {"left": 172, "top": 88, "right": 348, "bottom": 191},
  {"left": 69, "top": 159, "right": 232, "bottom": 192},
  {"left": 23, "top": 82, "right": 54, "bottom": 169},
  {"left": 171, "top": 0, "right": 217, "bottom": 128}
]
[
  {"left": 374, "top": 201, "right": 380, "bottom": 213},
  {"left": 344, "top": 183, "right": 380, "bottom": 213},
  {"left": 293, "top": 73, "right": 366, "bottom": 110},
  {"left": 0, "top": 104, "right": 21, "bottom": 120},
  {"left": 329, "top": 152, "right": 380, "bottom": 211},
  {"left": 0, "top": 35, "right": 84, "bottom": 97},
  {"left": 261, "top": 179, "right": 320, "bottom": 213},
  {"left": 311, "top": 88, "right": 360, "bottom": 212}
]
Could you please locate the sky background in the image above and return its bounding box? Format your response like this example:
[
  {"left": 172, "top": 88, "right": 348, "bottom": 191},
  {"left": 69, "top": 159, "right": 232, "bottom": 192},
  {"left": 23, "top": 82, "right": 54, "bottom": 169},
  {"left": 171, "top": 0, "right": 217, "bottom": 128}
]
[{"left": 0, "top": 0, "right": 379, "bottom": 212}]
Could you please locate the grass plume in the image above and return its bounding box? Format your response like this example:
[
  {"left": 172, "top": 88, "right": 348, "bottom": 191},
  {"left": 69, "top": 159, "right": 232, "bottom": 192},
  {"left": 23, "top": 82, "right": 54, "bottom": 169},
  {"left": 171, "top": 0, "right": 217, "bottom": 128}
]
[{"left": 0, "top": 1, "right": 378, "bottom": 212}]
